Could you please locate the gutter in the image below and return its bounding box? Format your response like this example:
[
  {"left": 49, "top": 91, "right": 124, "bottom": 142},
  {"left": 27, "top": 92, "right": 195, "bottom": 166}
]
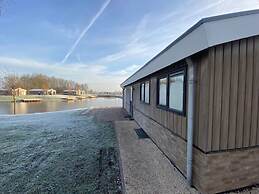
[{"left": 185, "top": 57, "right": 196, "bottom": 186}]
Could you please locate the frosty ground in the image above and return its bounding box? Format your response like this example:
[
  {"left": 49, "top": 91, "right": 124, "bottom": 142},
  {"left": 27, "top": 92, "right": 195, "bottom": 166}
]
[{"left": 0, "top": 109, "right": 121, "bottom": 193}]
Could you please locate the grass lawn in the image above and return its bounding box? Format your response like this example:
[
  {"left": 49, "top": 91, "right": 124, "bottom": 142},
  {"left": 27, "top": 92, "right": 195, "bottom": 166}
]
[{"left": 0, "top": 109, "right": 121, "bottom": 193}]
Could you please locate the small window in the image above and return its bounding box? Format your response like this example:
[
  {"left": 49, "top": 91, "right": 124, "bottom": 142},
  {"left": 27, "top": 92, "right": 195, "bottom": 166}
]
[
  {"left": 158, "top": 77, "right": 167, "bottom": 106},
  {"left": 130, "top": 86, "right": 133, "bottom": 101},
  {"left": 169, "top": 72, "right": 184, "bottom": 112},
  {"left": 144, "top": 81, "right": 150, "bottom": 103},
  {"left": 140, "top": 83, "right": 145, "bottom": 101}
]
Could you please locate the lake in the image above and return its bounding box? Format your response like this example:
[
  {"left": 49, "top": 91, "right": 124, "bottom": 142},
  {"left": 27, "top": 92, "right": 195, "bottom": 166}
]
[{"left": 0, "top": 97, "right": 122, "bottom": 115}]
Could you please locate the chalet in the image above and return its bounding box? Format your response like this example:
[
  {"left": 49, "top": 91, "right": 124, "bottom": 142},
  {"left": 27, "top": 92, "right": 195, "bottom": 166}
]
[
  {"left": 0, "top": 89, "right": 9, "bottom": 95},
  {"left": 47, "top": 89, "right": 56, "bottom": 95},
  {"left": 121, "top": 10, "right": 259, "bottom": 193},
  {"left": 63, "top": 89, "right": 85, "bottom": 96},
  {"left": 29, "top": 89, "right": 47, "bottom": 95},
  {"left": 14, "top": 88, "right": 27, "bottom": 96}
]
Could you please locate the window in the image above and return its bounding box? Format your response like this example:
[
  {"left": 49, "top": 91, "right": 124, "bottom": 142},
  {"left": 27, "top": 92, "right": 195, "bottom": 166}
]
[
  {"left": 169, "top": 72, "right": 184, "bottom": 112},
  {"left": 140, "top": 83, "right": 145, "bottom": 101},
  {"left": 140, "top": 81, "right": 150, "bottom": 104},
  {"left": 144, "top": 81, "right": 150, "bottom": 103},
  {"left": 156, "top": 67, "right": 186, "bottom": 115},
  {"left": 158, "top": 77, "right": 167, "bottom": 106},
  {"left": 130, "top": 86, "right": 133, "bottom": 101}
]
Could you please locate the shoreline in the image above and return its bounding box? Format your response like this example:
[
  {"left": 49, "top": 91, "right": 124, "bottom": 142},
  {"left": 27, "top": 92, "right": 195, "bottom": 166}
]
[{"left": 0, "top": 94, "right": 97, "bottom": 102}]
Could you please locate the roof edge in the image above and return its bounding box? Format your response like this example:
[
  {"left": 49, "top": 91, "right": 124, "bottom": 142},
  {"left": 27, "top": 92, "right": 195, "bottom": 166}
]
[{"left": 121, "top": 9, "right": 259, "bottom": 87}]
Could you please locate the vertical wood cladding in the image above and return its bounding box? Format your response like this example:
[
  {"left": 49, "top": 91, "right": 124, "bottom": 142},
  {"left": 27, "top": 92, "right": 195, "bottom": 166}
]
[
  {"left": 133, "top": 77, "right": 188, "bottom": 141},
  {"left": 126, "top": 36, "right": 259, "bottom": 152},
  {"left": 199, "top": 36, "right": 259, "bottom": 152}
]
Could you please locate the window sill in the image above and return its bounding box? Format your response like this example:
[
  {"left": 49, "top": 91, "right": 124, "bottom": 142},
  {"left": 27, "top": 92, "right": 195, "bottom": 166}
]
[
  {"left": 156, "top": 105, "right": 186, "bottom": 116},
  {"left": 140, "top": 101, "right": 150, "bottom": 105}
]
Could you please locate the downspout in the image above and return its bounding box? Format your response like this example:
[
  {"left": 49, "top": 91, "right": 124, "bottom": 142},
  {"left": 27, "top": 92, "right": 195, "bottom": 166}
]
[{"left": 185, "top": 57, "right": 196, "bottom": 186}]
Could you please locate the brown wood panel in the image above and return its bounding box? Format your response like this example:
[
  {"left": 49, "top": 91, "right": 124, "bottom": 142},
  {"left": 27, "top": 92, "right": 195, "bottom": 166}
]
[
  {"left": 254, "top": 37, "right": 259, "bottom": 145},
  {"left": 212, "top": 45, "right": 223, "bottom": 151},
  {"left": 194, "top": 59, "right": 201, "bottom": 146},
  {"left": 207, "top": 47, "right": 215, "bottom": 151},
  {"left": 250, "top": 39, "right": 258, "bottom": 145},
  {"left": 129, "top": 35, "right": 259, "bottom": 152},
  {"left": 236, "top": 39, "right": 247, "bottom": 148},
  {"left": 198, "top": 53, "right": 210, "bottom": 150},
  {"left": 228, "top": 41, "right": 239, "bottom": 149},
  {"left": 243, "top": 38, "right": 254, "bottom": 147},
  {"left": 220, "top": 42, "right": 231, "bottom": 150}
]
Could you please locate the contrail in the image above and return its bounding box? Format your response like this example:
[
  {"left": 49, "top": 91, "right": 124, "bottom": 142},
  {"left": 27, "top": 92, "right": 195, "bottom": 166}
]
[{"left": 61, "top": 0, "right": 111, "bottom": 64}]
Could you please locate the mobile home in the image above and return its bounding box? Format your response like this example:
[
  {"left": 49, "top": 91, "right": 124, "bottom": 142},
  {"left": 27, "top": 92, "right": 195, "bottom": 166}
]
[{"left": 121, "top": 10, "right": 259, "bottom": 193}]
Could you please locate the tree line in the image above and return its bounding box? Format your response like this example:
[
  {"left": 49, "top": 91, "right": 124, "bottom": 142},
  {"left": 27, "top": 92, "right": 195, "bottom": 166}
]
[{"left": 1, "top": 74, "right": 89, "bottom": 94}]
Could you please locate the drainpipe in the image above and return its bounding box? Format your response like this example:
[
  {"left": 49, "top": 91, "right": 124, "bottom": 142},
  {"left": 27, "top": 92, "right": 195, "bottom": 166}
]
[{"left": 185, "top": 57, "right": 196, "bottom": 186}]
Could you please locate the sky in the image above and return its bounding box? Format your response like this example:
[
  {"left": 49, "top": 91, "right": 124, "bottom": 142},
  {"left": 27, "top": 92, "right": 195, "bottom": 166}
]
[{"left": 0, "top": 0, "right": 259, "bottom": 91}]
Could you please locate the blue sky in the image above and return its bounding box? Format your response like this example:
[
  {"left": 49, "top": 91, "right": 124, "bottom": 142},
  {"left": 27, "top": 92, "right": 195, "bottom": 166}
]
[{"left": 0, "top": 0, "right": 259, "bottom": 91}]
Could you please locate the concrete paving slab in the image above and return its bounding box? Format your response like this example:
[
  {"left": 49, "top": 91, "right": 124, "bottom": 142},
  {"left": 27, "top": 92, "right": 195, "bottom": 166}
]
[{"left": 115, "top": 120, "right": 198, "bottom": 194}]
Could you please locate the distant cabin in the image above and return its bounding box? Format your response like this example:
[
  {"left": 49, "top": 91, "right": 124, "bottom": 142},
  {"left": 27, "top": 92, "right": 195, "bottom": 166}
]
[
  {"left": 0, "top": 89, "right": 9, "bottom": 95},
  {"left": 29, "top": 89, "right": 57, "bottom": 95},
  {"left": 121, "top": 10, "right": 259, "bottom": 194},
  {"left": 14, "top": 88, "right": 27, "bottom": 96},
  {"left": 29, "top": 89, "right": 47, "bottom": 95},
  {"left": 63, "top": 89, "right": 85, "bottom": 96},
  {"left": 47, "top": 89, "right": 56, "bottom": 95}
]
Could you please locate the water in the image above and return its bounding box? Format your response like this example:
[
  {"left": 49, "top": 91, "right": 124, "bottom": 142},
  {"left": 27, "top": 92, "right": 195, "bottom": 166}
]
[{"left": 0, "top": 97, "right": 122, "bottom": 115}]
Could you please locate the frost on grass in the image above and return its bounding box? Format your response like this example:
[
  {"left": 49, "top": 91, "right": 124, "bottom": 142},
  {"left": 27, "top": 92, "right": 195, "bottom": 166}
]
[{"left": 0, "top": 109, "right": 120, "bottom": 193}]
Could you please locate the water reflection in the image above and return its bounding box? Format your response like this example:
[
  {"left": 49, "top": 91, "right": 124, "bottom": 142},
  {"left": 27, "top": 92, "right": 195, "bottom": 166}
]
[{"left": 0, "top": 98, "right": 122, "bottom": 115}]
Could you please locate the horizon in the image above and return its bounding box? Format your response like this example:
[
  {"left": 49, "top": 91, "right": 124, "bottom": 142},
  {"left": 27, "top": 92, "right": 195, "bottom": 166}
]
[{"left": 0, "top": 0, "right": 259, "bottom": 92}]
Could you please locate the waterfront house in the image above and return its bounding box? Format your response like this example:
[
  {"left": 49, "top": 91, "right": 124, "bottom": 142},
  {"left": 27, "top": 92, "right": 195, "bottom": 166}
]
[
  {"left": 29, "top": 89, "right": 47, "bottom": 95},
  {"left": 14, "top": 88, "right": 27, "bottom": 96},
  {"left": 121, "top": 10, "right": 259, "bottom": 193},
  {"left": 47, "top": 89, "right": 56, "bottom": 95},
  {"left": 0, "top": 89, "right": 9, "bottom": 95},
  {"left": 80, "top": 90, "right": 86, "bottom": 95},
  {"left": 63, "top": 89, "right": 84, "bottom": 96}
]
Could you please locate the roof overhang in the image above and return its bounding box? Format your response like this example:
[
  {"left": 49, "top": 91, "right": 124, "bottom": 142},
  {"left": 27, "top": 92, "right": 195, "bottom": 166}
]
[{"left": 121, "top": 9, "right": 259, "bottom": 88}]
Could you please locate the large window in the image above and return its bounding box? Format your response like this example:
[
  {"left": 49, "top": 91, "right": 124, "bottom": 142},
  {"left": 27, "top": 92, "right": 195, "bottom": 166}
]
[
  {"left": 140, "top": 81, "right": 150, "bottom": 104},
  {"left": 169, "top": 72, "right": 184, "bottom": 112},
  {"left": 144, "top": 81, "right": 150, "bottom": 103},
  {"left": 158, "top": 77, "right": 167, "bottom": 106},
  {"left": 157, "top": 68, "right": 186, "bottom": 115}
]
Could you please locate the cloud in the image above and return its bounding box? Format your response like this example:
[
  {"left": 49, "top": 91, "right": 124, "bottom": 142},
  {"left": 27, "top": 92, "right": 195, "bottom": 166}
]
[
  {"left": 105, "top": 64, "right": 141, "bottom": 76},
  {"left": 90, "top": 14, "right": 167, "bottom": 65},
  {"left": 61, "top": 0, "right": 112, "bottom": 64},
  {"left": 0, "top": 56, "right": 125, "bottom": 91}
]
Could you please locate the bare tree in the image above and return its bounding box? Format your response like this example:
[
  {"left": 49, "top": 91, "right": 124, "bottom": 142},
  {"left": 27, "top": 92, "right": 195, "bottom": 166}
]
[{"left": 3, "top": 73, "right": 20, "bottom": 114}]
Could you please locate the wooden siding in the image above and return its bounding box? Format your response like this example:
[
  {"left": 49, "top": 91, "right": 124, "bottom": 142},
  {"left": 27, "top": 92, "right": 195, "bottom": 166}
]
[
  {"left": 124, "top": 35, "right": 259, "bottom": 153},
  {"left": 132, "top": 77, "right": 188, "bottom": 140},
  {"left": 124, "top": 86, "right": 131, "bottom": 113},
  {"left": 197, "top": 36, "right": 259, "bottom": 152}
]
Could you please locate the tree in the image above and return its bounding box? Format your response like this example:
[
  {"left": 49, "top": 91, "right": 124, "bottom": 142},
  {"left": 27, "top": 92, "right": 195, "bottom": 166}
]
[{"left": 2, "top": 73, "right": 20, "bottom": 114}]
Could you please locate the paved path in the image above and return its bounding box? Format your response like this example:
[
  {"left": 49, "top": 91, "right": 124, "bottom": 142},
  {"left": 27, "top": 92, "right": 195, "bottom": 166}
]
[{"left": 115, "top": 120, "right": 198, "bottom": 194}]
